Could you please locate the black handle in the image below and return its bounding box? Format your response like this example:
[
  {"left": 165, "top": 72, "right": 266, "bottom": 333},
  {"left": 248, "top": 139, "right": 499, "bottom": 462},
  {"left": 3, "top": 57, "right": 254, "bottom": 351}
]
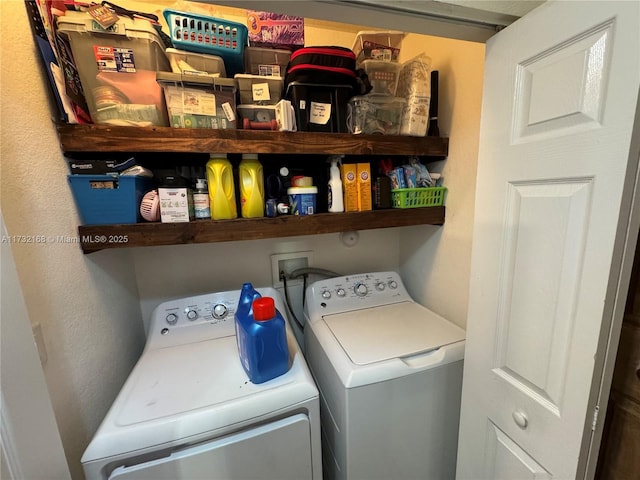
[{"left": 428, "top": 70, "right": 439, "bottom": 137}]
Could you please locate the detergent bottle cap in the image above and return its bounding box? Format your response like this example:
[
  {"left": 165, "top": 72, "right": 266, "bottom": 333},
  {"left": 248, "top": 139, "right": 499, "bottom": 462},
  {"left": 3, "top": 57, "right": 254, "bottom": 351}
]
[
  {"left": 253, "top": 297, "right": 276, "bottom": 321},
  {"left": 242, "top": 153, "right": 259, "bottom": 161},
  {"left": 210, "top": 153, "right": 227, "bottom": 159}
]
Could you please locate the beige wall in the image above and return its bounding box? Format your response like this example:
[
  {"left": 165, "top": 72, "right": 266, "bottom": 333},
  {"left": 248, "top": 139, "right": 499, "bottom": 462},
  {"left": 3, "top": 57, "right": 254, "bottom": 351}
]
[
  {"left": 1, "top": 1, "right": 483, "bottom": 478},
  {"left": 1, "top": 2, "right": 145, "bottom": 478}
]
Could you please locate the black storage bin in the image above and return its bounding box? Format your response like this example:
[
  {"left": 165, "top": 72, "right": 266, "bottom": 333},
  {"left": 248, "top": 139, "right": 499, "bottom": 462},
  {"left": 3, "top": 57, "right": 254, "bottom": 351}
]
[{"left": 286, "top": 82, "right": 353, "bottom": 132}]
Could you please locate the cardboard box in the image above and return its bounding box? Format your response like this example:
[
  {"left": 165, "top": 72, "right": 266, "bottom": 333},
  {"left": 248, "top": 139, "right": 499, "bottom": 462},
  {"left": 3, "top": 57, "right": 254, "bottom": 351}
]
[
  {"left": 341, "top": 163, "right": 358, "bottom": 212},
  {"left": 158, "top": 187, "right": 194, "bottom": 223},
  {"left": 357, "top": 163, "right": 372, "bottom": 211},
  {"left": 247, "top": 11, "right": 304, "bottom": 51}
]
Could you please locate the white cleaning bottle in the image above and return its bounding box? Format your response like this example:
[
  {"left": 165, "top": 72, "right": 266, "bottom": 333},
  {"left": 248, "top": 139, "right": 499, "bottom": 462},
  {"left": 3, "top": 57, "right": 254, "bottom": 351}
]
[{"left": 328, "top": 155, "right": 344, "bottom": 213}]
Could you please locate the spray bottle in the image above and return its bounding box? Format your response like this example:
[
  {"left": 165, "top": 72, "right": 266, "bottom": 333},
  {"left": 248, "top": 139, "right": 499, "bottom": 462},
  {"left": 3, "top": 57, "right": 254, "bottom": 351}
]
[{"left": 328, "top": 155, "right": 344, "bottom": 213}]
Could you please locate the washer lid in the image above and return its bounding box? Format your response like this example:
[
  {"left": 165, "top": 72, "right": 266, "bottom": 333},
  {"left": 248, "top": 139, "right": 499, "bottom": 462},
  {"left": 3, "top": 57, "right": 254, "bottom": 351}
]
[{"left": 323, "top": 302, "right": 465, "bottom": 365}]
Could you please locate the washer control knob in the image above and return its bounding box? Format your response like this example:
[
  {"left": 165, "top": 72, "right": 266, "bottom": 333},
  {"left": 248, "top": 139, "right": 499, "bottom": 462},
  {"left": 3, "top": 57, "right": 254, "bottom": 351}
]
[
  {"left": 166, "top": 312, "right": 178, "bottom": 325},
  {"left": 322, "top": 289, "right": 332, "bottom": 299},
  {"left": 186, "top": 309, "right": 198, "bottom": 321},
  {"left": 388, "top": 280, "right": 398, "bottom": 289},
  {"left": 336, "top": 288, "right": 346, "bottom": 297},
  {"left": 212, "top": 304, "right": 228, "bottom": 319},
  {"left": 375, "top": 282, "right": 386, "bottom": 291},
  {"left": 354, "top": 283, "right": 368, "bottom": 297}
]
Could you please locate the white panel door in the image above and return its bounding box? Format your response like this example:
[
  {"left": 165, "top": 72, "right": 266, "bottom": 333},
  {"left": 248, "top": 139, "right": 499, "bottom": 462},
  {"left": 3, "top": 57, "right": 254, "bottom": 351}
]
[{"left": 457, "top": 1, "right": 640, "bottom": 479}]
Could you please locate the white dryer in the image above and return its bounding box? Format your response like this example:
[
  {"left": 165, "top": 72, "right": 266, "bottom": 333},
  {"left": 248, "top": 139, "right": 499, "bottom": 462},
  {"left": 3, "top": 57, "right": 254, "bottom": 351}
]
[
  {"left": 304, "top": 271, "right": 465, "bottom": 480},
  {"left": 82, "top": 287, "right": 321, "bottom": 480}
]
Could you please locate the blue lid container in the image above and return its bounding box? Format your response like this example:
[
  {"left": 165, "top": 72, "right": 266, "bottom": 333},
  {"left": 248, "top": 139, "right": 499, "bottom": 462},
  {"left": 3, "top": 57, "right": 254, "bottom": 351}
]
[{"left": 235, "top": 295, "right": 289, "bottom": 384}]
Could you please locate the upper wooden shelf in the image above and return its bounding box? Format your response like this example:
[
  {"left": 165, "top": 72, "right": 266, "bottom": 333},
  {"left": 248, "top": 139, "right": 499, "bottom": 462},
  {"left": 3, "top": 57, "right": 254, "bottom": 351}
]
[{"left": 56, "top": 124, "right": 449, "bottom": 156}]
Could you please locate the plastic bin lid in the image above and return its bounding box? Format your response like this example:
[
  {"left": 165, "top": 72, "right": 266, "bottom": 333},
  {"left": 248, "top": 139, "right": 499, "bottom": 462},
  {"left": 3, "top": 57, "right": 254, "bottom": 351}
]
[
  {"left": 166, "top": 48, "right": 226, "bottom": 77},
  {"left": 288, "top": 187, "right": 318, "bottom": 194},
  {"left": 56, "top": 10, "right": 162, "bottom": 39},
  {"left": 350, "top": 95, "right": 406, "bottom": 105},
  {"left": 351, "top": 30, "right": 405, "bottom": 50},
  {"left": 156, "top": 71, "right": 235, "bottom": 88},
  {"left": 234, "top": 74, "right": 284, "bottom": 86}
]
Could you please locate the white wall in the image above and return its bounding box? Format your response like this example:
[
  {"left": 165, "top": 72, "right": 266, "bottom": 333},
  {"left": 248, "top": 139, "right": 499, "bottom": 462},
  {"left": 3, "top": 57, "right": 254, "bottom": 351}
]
[
  {"left": 1, "top": 0, "right": 483, "bottom": 478},
  {"left": 1, "top": 2, "right": 146, "bottom": 478}
]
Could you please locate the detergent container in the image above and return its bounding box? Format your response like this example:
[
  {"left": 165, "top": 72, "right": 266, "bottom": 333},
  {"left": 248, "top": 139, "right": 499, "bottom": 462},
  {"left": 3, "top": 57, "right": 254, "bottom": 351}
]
[
  {"left": 206, "top": 153, "right": 237, "bottom": 220},
  {"left": 288, "top": 186, "right": 318, "bottom": 215},
  {"left": 235, "top": 294, "right": 289, "bottom": 384},
  {"left": 239, "top": 153, "right": 264, "bottom": 218}
]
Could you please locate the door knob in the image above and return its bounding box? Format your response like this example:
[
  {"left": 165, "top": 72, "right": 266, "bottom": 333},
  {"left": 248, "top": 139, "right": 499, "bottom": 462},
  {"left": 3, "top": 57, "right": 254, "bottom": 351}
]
[{"left": 513, "top": 410, "right": 528, "bottom": 429}]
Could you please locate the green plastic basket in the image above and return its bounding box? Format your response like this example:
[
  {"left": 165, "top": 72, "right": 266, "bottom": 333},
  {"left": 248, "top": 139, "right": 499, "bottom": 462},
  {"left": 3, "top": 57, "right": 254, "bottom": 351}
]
[{"left": 391, "top": 187, "right": 447, "bottom": 208}]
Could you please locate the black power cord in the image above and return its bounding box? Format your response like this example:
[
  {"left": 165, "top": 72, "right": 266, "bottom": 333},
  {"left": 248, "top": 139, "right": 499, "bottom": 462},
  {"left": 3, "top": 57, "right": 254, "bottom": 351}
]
[{"left": 280, "top": 267, "right": 342, "bottom": 330}]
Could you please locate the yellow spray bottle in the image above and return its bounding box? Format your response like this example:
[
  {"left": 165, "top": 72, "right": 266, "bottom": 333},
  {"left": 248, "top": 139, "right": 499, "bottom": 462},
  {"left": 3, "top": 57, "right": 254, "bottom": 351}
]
[
  {"left": 206, "top": 153, "right": 237, "bottom": 220},
  {"left": 239, "top": 154, "right": 265, "bottom": 218}
]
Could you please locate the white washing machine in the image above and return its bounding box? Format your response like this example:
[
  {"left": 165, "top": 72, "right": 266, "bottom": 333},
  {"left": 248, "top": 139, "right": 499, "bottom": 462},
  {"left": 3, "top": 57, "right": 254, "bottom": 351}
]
[
  {"left": 303, "top": 271, "right": 465, "bottom": 480},
  {"left": 82, "top": 287, "right": 321, "bottom": 480}
]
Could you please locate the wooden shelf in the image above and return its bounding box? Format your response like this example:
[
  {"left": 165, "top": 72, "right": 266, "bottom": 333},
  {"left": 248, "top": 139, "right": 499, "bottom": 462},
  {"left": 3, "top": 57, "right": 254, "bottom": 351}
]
[
  {"left": 77, "top": 207, "right": 445, "bottom": 253},
  {"left": 60, "top": 124, "right": 448, "bottom": 253},
  {"left": 56, "top": 123, "right": 449, "bottom": 156}
]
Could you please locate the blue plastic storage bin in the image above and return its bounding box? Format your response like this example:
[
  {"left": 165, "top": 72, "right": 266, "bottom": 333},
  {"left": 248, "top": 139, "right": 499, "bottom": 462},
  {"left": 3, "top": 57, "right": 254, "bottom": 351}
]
[
  {"left": 163, "top": 9, "right": 248, "bottom": 76},
  {"left": 68, "top": 175, "right": 155, "bottom": 225}
]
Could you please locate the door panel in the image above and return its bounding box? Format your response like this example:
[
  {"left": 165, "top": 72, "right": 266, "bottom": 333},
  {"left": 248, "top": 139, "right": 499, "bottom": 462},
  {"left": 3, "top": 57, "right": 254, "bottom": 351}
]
[
  {"left": 495, "top": 179, "right": 592, "bottom": 411},
  {"left": 513, "top": 21, "right": 613, "bottom": 141},
  {"left": 457, "top": 1, "right": 640, "bottom": 479},
  {"left": 485, "top": 421, "right": 551, "bottom": 480}
]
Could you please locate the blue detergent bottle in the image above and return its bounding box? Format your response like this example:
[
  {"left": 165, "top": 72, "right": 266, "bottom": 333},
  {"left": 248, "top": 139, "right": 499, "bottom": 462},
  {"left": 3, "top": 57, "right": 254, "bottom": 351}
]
[
  {"left": 236, "top": 296, "right": 289, "bottom": 384},
  {"left": 235, "top": 282, "right": 262, "bottom": 357}
]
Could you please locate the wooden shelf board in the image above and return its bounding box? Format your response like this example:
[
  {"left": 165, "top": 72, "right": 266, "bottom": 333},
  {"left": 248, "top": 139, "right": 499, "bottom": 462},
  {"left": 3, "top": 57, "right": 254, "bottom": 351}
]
[
  {"left": 78, "top": 206, "right": 445, "bottom": 253},
  {"left": 57, "top": 124, "right": 449, "bottom": 156}
]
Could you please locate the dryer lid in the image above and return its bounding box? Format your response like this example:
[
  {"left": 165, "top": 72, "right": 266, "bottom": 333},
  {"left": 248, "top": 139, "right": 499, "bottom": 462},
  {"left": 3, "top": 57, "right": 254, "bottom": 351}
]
[{"left": 323, "top": 302, "right": 465, "bottom": 365}]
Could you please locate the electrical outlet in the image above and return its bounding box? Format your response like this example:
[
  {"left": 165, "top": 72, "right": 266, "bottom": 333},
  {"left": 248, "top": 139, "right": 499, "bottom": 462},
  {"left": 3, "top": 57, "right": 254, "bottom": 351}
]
[{"left": 271, "top": 251, "right": 314, "bottom": 287}]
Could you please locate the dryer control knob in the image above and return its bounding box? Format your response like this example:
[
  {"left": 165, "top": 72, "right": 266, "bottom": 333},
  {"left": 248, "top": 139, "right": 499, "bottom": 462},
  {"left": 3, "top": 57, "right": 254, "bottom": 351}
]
[
  {"left": 322, "top": 289, "right": 332, "bottom": 299},
  {"left": 212, "top": 304, "right": 228, "bottom": 319},
  {"left": 336, "top": 288, "right": 346, "bottom": 297},
  {"left": 388, "top": 280, "right": 398, "bottom": 289},
  {"left": 354, "top": 283, "right": 368, "bottom": 297},
  {"left": 186, "top": 309, "right": 198, "bottom": 321},
  {"left": 375, "top": 282, "right": 385, "bottom": 291},
  {"left": 166, "top": 312, "right": 178, "bottom": 325}
]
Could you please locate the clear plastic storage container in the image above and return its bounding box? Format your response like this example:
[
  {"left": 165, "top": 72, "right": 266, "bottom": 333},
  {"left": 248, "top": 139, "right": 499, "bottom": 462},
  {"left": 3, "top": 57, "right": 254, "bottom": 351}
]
[
  {"left": 360, "top": 60, "right": 402, "bottom": 96},
  {"left": 352, "top": 30, "right": 405, "bottom": 63},
  {"left": 157, "top": 72, "right": 237, "bottom": 129},
  {"left": 234, "top": 74, "right": 284, "bottom": 105},
  {"left": 244, "top": 46, "right": 291, "bottom": 76},
  {"left": 56, "top": 10, "right": 170, "bottom": 126},
  {"left": 166, "top": 48, "right": 226, "bottom": 77},
  {"left": 348, "top": 95, "right": 406, "bottom": 135}
]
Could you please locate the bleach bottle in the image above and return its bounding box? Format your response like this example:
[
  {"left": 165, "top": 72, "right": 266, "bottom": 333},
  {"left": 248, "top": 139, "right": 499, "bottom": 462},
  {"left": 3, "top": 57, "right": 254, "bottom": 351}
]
[
  {"left": 206, "top": 153, "right": 237, "bottom": 220},
  {"left": 239, "top": 154, "right": 265, "bottom": 218},
  {"left": 235, "top": 291, "right": 289, "bottom": 384},
  {"left": 328, "top": 155, "right": 344, "bottom": 213}
]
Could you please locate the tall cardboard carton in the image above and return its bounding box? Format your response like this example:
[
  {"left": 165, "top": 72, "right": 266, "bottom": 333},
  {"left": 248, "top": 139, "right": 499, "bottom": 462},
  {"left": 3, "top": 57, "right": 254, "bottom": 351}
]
[
  {"left": 341, "top": 163, "right": 358, "bottom": 212},
  {"left": 357, "top": 163, "right": 372, "bottom": 211}
]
